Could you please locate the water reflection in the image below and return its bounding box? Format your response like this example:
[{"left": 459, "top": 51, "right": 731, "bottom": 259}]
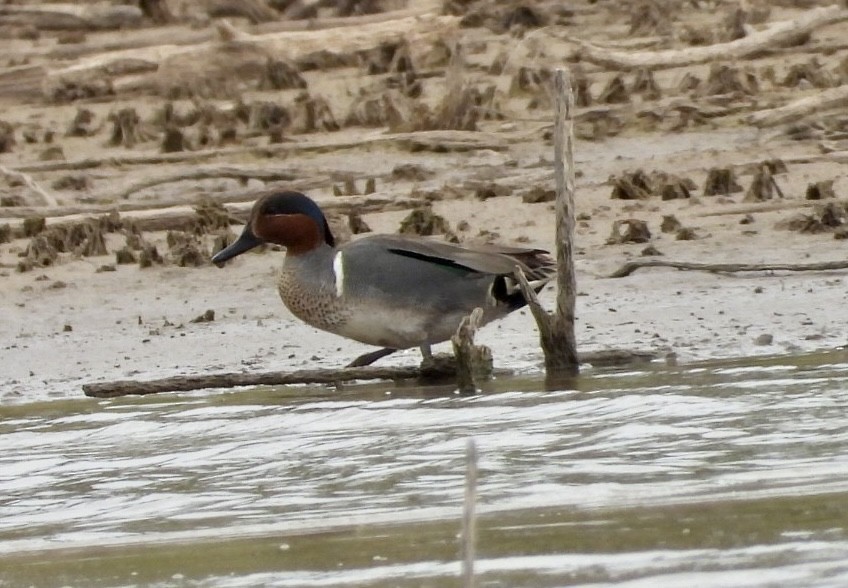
[{"left": 2, "top": 351, "right": 848, "bottom": 586}]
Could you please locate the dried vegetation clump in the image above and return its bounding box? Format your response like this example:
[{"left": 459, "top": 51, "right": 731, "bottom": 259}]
[
  {"left": 11, "top": 198, "right": 237, "bottom": 272},
  {"left": 779, "top": 202, "right": 848, "bottom": 236},
  {"left": 610, "top": 170, "right": 696, "bottom": 201},
  {"left": 445, "top": 0, "right": 557, "bottom": 34},
  {"left": 17, "top": 214, "right": 119, "bottom": 272},
  {"left": 0, "top": 120, "right": 15, "bottom": 152},
  {"left": 607, "top": 219, "right": 651, "bottom": 245},
  {"left": 399, "top": 207, "right": 457, "bottom": 242},
  {"left": 703, "top": 168, "right": 743, "bottom": 197},
  {"left": 806, "top": 180, "right": 836, "bottom": 201},
  {"left": 166, "top": 230, "right": 209, "bottom": 267}
]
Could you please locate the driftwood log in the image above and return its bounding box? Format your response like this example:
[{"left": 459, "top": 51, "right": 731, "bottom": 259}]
[
  {"left": 0, "top": 1, "right": 442, "bottom": 85},
  {"left": 116, "top": 166, "right": 302, "bottom": 200},
  {"left": 749, "top": 84, "right": 848, "bottom": 127},
  {"left": 43, "top": 14, "right": 459, "bottom": 98},
  {"left": 83, "top": 366, "right": 422, "bottom": 398},
  {"left": 13, "top": 149, "right": 259, "bottom": 174},
  {"left": 1, "top": 194, "right": 428, "bottom": 234},
  {"left": 579, "top": 5, "right": 848, "bottom": 70},
  {"left": 0, "top": 176, "right": 321, "bottom": 220},
  {"left": 696, "top": 199, "right": 817, "bottom": 218},
  {"left": 0, "top": 165, "right": 57, "bottom": 207},
  {"left": 609, "top": 259, "right": 848, "bottom": 278},
  {"left": 11, "top": 130, "right": 506, "bottom": 176},
  {"left": 0, "top": 3, "right": 143, "bottom": 30},
  {"left": 81, "top": 349, "right": 656, "bottom": 398}
]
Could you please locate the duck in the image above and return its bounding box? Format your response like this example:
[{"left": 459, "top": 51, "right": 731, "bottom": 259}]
[{"left": 212, "top": 190, "right": 556, "bottom": 367}]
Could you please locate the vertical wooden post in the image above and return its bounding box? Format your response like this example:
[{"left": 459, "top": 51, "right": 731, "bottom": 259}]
[
  {"left": 461, "top": 438, "right": 478, "bottom": 588},
  {"left": 552, "top": 68, "right": 579, "bottom": 375},
  {"left": 514, "top": 68, "right": 579, "bottom": 380}
]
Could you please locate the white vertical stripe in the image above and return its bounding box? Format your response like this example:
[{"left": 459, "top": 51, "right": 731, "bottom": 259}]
[{"left": 333, "top": 252, "right": 344, "bottom": 297}]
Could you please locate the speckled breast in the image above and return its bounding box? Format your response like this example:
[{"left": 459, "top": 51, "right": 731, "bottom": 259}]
[{"left": 277, "top": 268, "right": 352, "bottom": 334}]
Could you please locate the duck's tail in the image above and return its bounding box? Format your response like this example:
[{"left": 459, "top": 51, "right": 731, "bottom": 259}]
[{"left": 492, "top": 250, "right": 557, "bottom": 311}]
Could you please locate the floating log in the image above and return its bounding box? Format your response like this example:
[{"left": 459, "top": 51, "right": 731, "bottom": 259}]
[
  {"left": 83, "top": 366, "right": 422, "bottom": 398},
  {"left": 81, "top": 349, "right": 656, "bottom": 397}
]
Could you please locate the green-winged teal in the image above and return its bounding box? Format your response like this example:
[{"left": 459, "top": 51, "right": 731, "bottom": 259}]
[{"left": 212, "top": 191, "right": 556, "bottom": 367}]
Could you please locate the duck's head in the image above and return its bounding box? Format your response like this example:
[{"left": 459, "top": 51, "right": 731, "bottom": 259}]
[{"left": 212, "top": 191, "right": 335, "bottom": 266}]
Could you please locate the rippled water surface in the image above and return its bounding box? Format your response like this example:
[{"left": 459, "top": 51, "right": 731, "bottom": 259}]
[{"left": 3, "top": 350, "right": 848, "bottom": 587}]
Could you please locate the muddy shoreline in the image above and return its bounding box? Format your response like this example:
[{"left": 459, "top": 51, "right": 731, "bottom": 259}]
[{"left": 2, "top": 1, "right": 848, "bottom": 402}]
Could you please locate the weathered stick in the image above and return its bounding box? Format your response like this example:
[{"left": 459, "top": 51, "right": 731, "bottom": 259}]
[
  {"left": 579, "top": 5, "right": 848, "bottom": 70},
  {"left": 749, "top": 84, "right": 848, "bottom": 127},
  {"left": 0, "top": 164, "right": 58, "bottom": 207},
  {"left": 516, "top": 68, "right": 579, "bottom": 378},
  {"left": 461, "top": 438, "right": 478, "bottom": 588},
  {"left": 609, "top": 259, "right": 848, "bottom": 278},
  {"left": 450, "top": 308, "right": 487, "bottom": 394}
]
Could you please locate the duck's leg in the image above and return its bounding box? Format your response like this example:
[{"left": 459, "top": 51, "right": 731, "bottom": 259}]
[
  {"left": 419, "top": 343, "right": 433, "bottom": 362},
  {"left": 347, "top": 347, "right": 397, "bottom": 367}
]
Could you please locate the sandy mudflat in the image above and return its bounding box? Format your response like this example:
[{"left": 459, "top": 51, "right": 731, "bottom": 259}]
[{"left": 2, "top": 1, "right": 848, "bottom": 402}]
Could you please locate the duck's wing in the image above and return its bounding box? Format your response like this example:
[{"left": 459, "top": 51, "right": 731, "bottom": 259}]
[{"left": 354, "top": 235, "right": 555, "bottom": 281}]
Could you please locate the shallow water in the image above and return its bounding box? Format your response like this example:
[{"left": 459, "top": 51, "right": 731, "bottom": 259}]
[{"left": 3, "top": 350, "right": 848, "bottom": 587}]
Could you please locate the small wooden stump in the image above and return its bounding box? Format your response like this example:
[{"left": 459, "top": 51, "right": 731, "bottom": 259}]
[{"left": 450, "top": 307, "right": 491, "bottom": 394}]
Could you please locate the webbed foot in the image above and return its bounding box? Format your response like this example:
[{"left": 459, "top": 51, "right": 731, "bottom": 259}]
[{"left": 347, "top": 347, "right": 397, "bottom": 367}]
